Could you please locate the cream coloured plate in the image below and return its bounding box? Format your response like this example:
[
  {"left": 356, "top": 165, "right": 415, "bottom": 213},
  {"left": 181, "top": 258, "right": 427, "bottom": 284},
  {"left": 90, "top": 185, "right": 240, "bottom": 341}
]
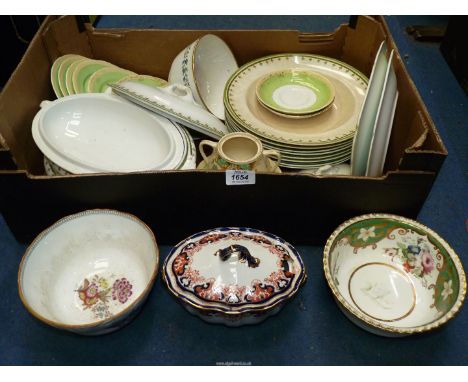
[
  {"left": 226, "top": 114, "right": 352, "bottom": 154},
  {"left": 224, "top": 54, "right": 368, "bottom": 146},
  {"left": 225, "top": 114, "right": 353, "bottom": 168}
]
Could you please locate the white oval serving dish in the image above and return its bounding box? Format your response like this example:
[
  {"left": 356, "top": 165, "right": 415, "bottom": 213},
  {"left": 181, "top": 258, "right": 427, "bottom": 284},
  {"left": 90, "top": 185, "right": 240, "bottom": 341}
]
[{"left": 32, "top": 93, "right": 187, "bottom": 174}]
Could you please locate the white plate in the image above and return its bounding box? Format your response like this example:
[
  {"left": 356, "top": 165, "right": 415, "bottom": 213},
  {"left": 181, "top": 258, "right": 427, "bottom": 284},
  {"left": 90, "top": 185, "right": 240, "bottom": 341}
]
[
  {"left": 111, "top": 82, "right": 228, "bottom": 139},
  {"left": 178, "top": 125, "right": 197, "bottom": 170},
  {"left": 351, "top": 41, "right": 388, "bottom": 176},
  {"left": 32, "top": 93, "right": 187, "bottom": 174},
  {"left": 366, "top": 53, "right": 398, "bottom": 177}
]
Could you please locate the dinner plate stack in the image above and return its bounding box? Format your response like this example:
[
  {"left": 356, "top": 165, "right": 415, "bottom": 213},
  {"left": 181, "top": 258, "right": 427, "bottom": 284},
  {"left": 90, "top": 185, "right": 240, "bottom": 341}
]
[
  {"left": 50, "top": 54, "right": 167, "bottom": 98},
  {"left": 223, "top": 54, "right": 368, "bottom": 169}
]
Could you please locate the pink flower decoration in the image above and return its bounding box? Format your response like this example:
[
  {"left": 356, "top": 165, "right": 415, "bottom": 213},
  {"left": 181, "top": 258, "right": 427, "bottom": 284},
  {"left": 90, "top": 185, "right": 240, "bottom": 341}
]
[
  {"left": 422, "top": 252, "right": 434, "bottom": 274},
  {"left": 112, "top": 278, "right": 133, "bottom": 304},
  {"left": 85, "top": 283, "right": 99, "bottom": 298}
]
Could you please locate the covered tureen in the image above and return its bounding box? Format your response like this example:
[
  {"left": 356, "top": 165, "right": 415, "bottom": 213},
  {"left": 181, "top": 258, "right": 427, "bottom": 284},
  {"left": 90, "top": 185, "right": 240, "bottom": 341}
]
[{"left": 163, "top": 227, "right": 307, "bottom": 326}]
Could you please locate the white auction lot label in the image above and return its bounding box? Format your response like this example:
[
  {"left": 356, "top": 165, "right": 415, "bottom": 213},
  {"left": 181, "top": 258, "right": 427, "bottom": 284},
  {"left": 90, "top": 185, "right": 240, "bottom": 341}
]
[{"left": 226, "top": 170, "right": 256, "bottom": 185}]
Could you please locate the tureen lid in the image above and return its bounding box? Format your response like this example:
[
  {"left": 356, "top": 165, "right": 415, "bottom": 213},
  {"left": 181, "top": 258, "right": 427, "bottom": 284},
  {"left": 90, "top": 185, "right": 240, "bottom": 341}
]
[
  {"left": 163, "top": 227, "right": 306, "bottom": 314},
  {"left": 109, "top": 82, "right": 228, "bottom": 139}
]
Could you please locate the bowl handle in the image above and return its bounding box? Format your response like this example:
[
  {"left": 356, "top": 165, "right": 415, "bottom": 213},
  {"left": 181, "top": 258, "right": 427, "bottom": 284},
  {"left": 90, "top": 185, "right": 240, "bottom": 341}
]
[
  {"left": 199, "top": 140, "right": 218, "bottom": 162},
  {"left": 39, "top": 100, "right": 52, "bottom": 109},
  {"left": 263, "top": 149, "right": 281, "bottom": 164}
]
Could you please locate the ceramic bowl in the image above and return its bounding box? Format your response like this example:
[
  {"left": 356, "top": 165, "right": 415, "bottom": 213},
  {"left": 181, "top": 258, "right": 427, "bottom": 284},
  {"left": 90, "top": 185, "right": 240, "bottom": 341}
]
[
  {"left": 169, "top": 34, "right": 238, "bottom": 120},
  {"left": 18, "top": 209, "right": 159, "bottom": 335},
  {"left": 163, "top": 227, "right": 306, "bottom": 326},
  {"left": 197, "top": 132, "right": 282, "bottom": 173},
  {"left": 323, "top": 213, "right": 466, "bottom": 337}
]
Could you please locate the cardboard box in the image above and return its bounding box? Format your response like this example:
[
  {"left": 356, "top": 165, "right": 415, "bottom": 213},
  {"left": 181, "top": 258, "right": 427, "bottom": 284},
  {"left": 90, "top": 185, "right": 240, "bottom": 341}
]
[{"left": 0, "top": 16, "right": 447, "bottom": 244}]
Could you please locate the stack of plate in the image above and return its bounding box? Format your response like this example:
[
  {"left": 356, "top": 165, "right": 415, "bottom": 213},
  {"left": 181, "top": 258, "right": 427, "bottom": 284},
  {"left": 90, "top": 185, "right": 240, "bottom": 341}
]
[
  {"left": 50, "top": 54, "right": 167, "bottom": 98},
  {"left": 224, "top": 54, "right": 368, "bottom": 169},
  {"left": 351, "top": 41, "right": 399, "bottom": 177},
  {"left": 33, "top": 93, "right": 195, "bottom": 175}
]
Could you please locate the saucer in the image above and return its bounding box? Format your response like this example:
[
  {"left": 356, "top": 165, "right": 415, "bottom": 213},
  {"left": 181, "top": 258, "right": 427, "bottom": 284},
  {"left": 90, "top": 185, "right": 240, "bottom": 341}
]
[{"left": 256, "top": 69, "right": 335, "bottom": 116}]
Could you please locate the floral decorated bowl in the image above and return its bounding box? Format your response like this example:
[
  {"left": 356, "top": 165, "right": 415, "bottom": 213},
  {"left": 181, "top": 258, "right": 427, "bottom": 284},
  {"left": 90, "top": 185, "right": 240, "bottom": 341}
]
[
  {"left": 163, "top": 227, "right": 306, "bottom": 326},
  {"left": 323, "top": 213, "right": 466, "bottom": 337},
  {"left": 18, "top": 209, "right": 159, "bottom": 335}
]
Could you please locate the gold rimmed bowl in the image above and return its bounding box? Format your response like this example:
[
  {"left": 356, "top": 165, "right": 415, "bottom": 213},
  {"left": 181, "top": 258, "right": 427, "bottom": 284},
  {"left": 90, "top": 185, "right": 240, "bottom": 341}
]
[
  {"left": 323, "top": 213, "right": 466, "bottom": 337},
  {"left": 18, "top": 209, "right": 159, "bottom": 335}
]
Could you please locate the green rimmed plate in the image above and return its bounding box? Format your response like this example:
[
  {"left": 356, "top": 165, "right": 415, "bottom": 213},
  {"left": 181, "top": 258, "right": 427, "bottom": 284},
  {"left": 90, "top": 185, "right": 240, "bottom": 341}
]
[
  {"left": 86, "top": 67, "right": 136, "bottom": 93},
  {"left": 71, "top": 59, "right": 116, "bottom": 94},
  {"left": 116, "top": 74, "right": 168, "bottom": 89},
  {"left": 58, "top": 56, "right": 86, "bottom": 96},
  {"left": 256, "top": 69, "right": 335, "bottom": 116},
  {"left": 50, "top": 54, "right": 82, "bottom": 98}
]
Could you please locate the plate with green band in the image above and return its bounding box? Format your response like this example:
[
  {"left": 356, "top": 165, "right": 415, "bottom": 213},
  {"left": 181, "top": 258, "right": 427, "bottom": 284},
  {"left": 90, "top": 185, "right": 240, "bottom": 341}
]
[
  {"left": 116, "top": 74, "right": 168, "bottom": 89},
  {"left": 256, "top": 69, "right": 335, "bottom": 116},
  {"left": 71, "top": 59, "right": 116, "bottom": 94},
  {"left": 50, "top": 54, "right": 82, "bottom": 98},
  {"left": 57, "top": 56, "right": 86, "bottom": 96},
  {"left": 86, "top": 67, "right": 136, "bottom": 93}
]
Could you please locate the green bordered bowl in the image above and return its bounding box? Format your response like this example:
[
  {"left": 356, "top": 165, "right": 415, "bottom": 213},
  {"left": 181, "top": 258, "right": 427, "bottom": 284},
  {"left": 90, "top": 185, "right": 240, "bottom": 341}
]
[
  {"left": 323, "top": 213, "right": 466, "bottom": 337},
  {"left": 256, "top": 69, "right": 335, "bottom": 117}
]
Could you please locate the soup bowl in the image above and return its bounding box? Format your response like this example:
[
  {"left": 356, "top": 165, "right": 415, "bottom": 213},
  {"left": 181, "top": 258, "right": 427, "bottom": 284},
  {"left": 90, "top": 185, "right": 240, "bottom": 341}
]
[
  {"left": 323, "top": 213, "right": 466, "bottom": 336},
  {"left": 18, "top": 209, "right": 159, "bottom": 335}
]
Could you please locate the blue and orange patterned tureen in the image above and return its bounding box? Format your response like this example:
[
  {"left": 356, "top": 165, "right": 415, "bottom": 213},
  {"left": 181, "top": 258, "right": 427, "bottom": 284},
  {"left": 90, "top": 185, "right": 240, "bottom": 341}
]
[{"left": 163, "top": 227, "right": 307, "bottom": 326}]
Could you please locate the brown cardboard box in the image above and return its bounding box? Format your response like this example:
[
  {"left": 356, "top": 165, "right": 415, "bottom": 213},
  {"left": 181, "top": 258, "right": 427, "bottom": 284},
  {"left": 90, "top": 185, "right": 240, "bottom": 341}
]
[{"left": 0, "top": 16, "right": 447, "bottom": 244}]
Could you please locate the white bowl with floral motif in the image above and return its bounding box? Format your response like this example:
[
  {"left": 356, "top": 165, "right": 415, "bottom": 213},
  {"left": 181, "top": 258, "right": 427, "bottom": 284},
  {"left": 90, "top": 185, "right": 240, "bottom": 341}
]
[
  {"left": 323, "top": 213, "right": 466, "bottom": 337},
  {"left": 18, "top": 209, "right": 159, "bottom": 335},
  {"left": 163, "top": 227, "right": 306, "bottom": 326}
]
